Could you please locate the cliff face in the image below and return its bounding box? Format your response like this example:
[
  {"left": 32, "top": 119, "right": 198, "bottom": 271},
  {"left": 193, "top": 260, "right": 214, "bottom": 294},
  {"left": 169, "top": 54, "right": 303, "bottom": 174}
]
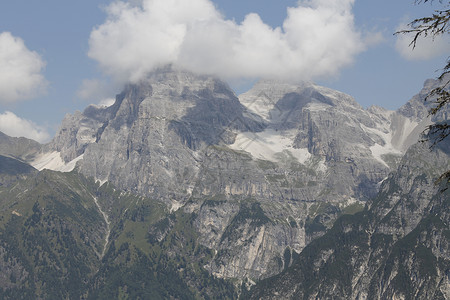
[
  {"left": 0, "top": 70, "right": 448, "bottom": 298},
  {"left": 0, "top": 132, "right": 41, "bottom": 162},
  {"left": 56, "top": 69, "right": 265, "bottom": 207},
  {"left": 6, "top": 69, "right": 444, "bottom": 283},
  {"left": 248, "top": 139, "right": 450, "bottom": 299},
  {"left": 45, "top": 70, "right": 442, "bottom": 205},
  {"left": 23, "top": 69, "right": 442, "bottom": 281}
]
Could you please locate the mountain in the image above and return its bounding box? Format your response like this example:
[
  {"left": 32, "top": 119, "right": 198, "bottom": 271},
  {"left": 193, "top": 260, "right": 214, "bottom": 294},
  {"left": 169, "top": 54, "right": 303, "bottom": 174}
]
[
  {"left": 44, "top": 68, "right": 264, "bottom": 203},
  {"left": 0, "top": 132, "right": 41, "bottom": 162},
  {"left": 0, "top": 68, "right": 447, "bottom": 298},
  {"left": 0, "top": 155, "right": 37, "bottom": 187},
  {"left": 0, "top": 133, "right": 39, "bottom": 187},
  {"left": 0, "top": 170, "right": 237, "bottom": 299},
  {"left": 248, "top": 138, "right": 449, "bottom": 299},
  {"left": 18, "top": 68, "right": 445, "bottom": 281},
  {"left": 43, "top": 70, "right": 440, "bottom": 207},
  {"left": 0, "top": 170, "right": 107, "bottom": 299}
]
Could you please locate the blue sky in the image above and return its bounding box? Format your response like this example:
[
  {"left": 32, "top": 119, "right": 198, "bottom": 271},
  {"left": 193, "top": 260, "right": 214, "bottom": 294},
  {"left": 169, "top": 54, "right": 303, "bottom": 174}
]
[{"left": 0, "top": 0, "right": 448, "bottom": 142}]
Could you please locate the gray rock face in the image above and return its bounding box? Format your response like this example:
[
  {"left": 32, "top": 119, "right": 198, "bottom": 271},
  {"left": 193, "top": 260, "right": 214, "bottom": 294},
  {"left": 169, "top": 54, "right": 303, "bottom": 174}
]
[
  {"left": 237, "top": 80, "right": 411, "bottom": 203},
  {"left": 248, "top": 139, "right": 450, "bottom": 299},
  {"left": 0, "top": 132, "right": 41, "bottom": 162},
  {"left": 74, "top": 68, "right": 265, "bottom": 207},
  {"left": 42, "top": 69, "right": 446, "bottom": 281},
  {"left": 50, "top": 107, "right": 110, "bottom": 163}
]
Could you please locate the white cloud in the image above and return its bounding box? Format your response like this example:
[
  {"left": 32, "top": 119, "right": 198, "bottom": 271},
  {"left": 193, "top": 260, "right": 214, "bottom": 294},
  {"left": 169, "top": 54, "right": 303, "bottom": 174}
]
[
  {"left": 0, "top": 111, "right": 51, "bottom": 143},
  {"left": 77, "top": 78, "right": 118, "bottom": 107},
  {"left": 88, "top": 0, "right": 371, "bottom": 83},
  {"left": 77, "top": 78, "right": 119, "bottom": 104},
  {"left": 0, "top": 32, "right": 48, "bottom": 103},
  {"left": 98, "top": 98, "right": 116, "bottom": 107},
  {"left": 78, "top": 79, "right": 107, "bottom": 100},
  {"left": 395, "top": 23, "right": 450, "bottom": 61}
]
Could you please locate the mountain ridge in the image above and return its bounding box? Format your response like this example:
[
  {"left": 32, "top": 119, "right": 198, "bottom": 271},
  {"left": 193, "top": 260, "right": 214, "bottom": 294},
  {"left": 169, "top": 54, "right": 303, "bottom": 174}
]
[{"left": 0, "top": 69, "right": 447, "bottom": 298}]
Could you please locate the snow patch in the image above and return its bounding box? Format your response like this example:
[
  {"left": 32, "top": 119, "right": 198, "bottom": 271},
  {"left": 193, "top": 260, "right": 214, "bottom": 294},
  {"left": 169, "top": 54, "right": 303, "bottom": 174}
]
[
  {"left": 360, "top": 124, "right": 402, "bottom": 168},
  {"left": 31, "top": 152, "right": 84, "bottom": 172},
  {"left": 305, "top": 101, "right": 331, "bottom": 111},
  {"left": 390, "top": 115, "right": 419, "bottom": 151},
  {"left": 95, "top": 178, "right": 108, "bottom": 187},
  {"left": 361, "top": 112, "right": 422, "bottom": 167},
  {"left": 230, "top": 129, "right": 311, "bottom": 164},
  {"left": 64, "top": 154, "right": 84, "bottom": 172},
  {"left": 377, "top": 176, "right": 389, "bottom": 188},
  {"left": 170, "top": 201, "right": 183, "bottom": 212},
  {"left": 369, "top": 144, "right": 402, "bottom": 167}
]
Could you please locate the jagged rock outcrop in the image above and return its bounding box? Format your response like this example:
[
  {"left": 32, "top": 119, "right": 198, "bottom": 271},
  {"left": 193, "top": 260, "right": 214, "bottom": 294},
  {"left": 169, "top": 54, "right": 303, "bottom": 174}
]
[
  {"left": 248, "top": 138, "right": 450, "bottom": 299},
  {"left": 51, "top": 69, "right": 263, "bottom": 207},
  {"left": 0, "top": 132, "right": 41, "bottom": 162},
  {"left": 237, "top": 79, "right": 436, "bottom": 202},
  {"left": 49, "top": 105, "right": 114, "bottom": 163},
  {"left": 0, "top": 67, "right": 448, "bottom": 298},
  {"left": 44, "top": 71, "right": 442, "bottom": 205},
  {"left": 21, "top": 69, "right": 445, "bottom": 282}
]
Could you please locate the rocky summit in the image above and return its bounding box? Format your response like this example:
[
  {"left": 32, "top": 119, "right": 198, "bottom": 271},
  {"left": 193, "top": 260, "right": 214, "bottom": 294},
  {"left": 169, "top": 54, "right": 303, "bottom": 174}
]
[{"left": 0, "top": 68, "right": 448, "bottom": 299}]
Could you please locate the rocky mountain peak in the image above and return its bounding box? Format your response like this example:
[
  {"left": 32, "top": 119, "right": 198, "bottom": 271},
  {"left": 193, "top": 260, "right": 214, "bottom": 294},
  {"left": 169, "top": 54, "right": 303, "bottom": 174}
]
[
  {"left": 35, "top": 74, "right": 440, "bottom": 206},
  {"left": 37, "top": 68, "right": 267, "bottom": 203},
  {"left": 398, "top": 75, "right": 450, "bottom": 121},
  {"left": 125, "top": 66, "right": 236, "bottom": 101},
  {"left": 0, "top": 72, "right": 448, "bottom": 296},
  {"left": 0, "top": 132, "right": 41, "bottom": 162}
]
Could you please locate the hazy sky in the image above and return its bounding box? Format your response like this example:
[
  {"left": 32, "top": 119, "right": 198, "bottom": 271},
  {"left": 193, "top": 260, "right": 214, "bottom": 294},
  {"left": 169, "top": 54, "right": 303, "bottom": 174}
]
[{"left": 0, "top": 0, "right": 448, "bottom": 142}]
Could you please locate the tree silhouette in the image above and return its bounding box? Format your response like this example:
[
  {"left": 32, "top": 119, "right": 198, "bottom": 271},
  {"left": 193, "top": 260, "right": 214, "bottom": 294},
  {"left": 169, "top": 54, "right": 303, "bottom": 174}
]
[{"left": 396, "top": 0, "right": 449, "bottom": 186}]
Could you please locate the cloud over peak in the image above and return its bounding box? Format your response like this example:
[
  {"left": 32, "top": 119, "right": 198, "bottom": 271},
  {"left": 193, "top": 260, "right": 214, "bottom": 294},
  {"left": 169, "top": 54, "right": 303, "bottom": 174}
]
[
  {"left": 0, "top": 32, "right": 48, "bottom": 103},
  {"left": 89, "top": 0, "right": 371, "bottom": 84}
]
